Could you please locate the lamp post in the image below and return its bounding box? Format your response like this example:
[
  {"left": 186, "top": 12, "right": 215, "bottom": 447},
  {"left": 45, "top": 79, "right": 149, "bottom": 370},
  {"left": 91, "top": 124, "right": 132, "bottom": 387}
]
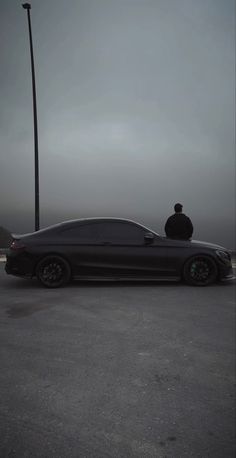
[{"left": 22, "top": 2, "right": 40, "bottom": 231}]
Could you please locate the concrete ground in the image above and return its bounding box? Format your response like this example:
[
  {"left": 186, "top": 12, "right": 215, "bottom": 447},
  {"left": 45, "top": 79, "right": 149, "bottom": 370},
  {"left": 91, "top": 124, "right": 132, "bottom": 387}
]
[{"left": 0, "top": 263, "right": 235, "bottom": 458}]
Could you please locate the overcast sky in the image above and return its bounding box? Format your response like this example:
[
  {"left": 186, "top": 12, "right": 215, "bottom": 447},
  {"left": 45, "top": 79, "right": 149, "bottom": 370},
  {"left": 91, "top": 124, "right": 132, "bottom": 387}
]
[{"left": 0, "top": 0, "right": 235, "bottom": 248}]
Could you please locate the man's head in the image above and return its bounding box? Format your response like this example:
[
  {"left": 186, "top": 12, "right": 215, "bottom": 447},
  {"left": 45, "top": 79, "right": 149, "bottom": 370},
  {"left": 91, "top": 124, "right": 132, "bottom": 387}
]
[{"left": 174, "top": 203, "right": 183, "bottom": 213}]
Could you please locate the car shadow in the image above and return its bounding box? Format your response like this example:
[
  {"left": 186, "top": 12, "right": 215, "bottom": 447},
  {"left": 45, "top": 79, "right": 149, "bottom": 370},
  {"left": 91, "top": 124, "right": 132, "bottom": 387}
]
[
  {"left": 3, "top": 276, "right": 235, "bottom": 291},
  {"left": 71, "top": 279, "right": 234, "bottom": 289},
  {"left": 71, "top": 279, "right": 182, "bottom": 288}
]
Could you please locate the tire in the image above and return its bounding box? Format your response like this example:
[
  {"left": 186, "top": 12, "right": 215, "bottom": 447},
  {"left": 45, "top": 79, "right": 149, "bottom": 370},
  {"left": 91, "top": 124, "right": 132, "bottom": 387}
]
[
  {"left": 36, "top": 255, "right": 71, "bottom": 288},
  {"left": 183, "top": 255, "right": 218, "bottom": 286}
]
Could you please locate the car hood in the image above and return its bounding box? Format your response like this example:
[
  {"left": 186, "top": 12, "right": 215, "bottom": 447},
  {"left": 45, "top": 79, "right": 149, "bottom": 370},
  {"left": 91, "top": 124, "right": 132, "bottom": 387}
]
[
  {"left": 190, "top": 240, "right": 228, "bottom": 250},
  {"left": 163, "top": 237, "right": 228, "bottom": 251}
]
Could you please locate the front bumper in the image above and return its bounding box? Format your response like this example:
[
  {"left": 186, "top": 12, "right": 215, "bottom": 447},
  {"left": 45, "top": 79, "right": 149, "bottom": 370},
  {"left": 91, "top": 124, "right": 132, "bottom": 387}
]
[{"left": 218, "top": 262, "right": 234, "bottom": 281}]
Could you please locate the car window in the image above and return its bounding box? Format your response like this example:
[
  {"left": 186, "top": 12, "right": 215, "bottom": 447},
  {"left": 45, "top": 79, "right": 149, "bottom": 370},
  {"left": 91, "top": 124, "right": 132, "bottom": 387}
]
[
  {"left": 59, "top": 221, "right": 148, "bottom": 245},
  {"left": 59, "top": 223, "right": 99, "bottom": 242},
  {"left": 96, "top": 221, "right": 146, "bottom": 245}
]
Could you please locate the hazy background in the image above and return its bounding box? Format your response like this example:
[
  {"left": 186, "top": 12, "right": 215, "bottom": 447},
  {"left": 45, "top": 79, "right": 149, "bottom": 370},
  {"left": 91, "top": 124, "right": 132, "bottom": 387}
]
[{"left": 0, "top": 0, "right": 235, "bottom": 248}]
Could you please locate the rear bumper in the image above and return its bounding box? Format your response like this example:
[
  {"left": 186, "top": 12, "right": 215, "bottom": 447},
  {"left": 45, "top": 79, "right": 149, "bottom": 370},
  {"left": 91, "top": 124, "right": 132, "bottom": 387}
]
[{"left": 5, "top": 254, "right": 35, "bottom": 278}]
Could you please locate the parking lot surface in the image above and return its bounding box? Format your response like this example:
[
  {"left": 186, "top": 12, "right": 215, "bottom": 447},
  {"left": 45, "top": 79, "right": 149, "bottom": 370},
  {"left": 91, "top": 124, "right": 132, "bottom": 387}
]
[{"left": 0, "top": 264, "right": 235, "bottom": 457}]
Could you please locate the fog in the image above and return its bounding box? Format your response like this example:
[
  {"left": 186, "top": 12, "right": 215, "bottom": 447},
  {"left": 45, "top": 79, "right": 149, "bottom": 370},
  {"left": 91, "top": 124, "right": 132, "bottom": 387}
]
[{"left": 0, "top": 0, "right": 235, "bottom": 249}]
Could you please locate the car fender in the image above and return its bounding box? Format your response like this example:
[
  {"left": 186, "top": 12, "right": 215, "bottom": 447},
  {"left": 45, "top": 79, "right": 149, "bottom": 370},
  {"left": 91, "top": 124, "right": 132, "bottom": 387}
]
[
  {"left": 33, "top": 251, "right": 72, "bottom": 276},
  {"left": 181, "top": 253, "right": 219, "bottom": 280}
]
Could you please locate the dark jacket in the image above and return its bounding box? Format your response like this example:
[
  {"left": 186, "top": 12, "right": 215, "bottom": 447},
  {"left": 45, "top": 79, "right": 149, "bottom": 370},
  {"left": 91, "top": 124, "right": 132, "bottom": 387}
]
[{"left": 165, "top": 213, "right": 193, "bottom": 240}]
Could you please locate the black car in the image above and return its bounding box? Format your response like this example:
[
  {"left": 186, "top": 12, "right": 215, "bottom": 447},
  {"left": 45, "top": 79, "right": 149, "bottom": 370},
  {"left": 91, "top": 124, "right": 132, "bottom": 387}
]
[{"left": 5, "top": 217, "right": 233, "bottom": 287}]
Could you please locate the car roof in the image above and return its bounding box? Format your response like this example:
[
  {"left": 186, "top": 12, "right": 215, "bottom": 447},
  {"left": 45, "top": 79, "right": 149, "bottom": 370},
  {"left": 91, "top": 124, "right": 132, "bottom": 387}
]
[{"left": 59, "top": 217, "right": 144, "bottom": 225}]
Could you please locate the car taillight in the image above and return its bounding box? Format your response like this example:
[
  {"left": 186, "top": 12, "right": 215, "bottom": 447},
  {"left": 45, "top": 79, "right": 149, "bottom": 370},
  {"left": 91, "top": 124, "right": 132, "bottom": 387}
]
[{"left": 10, "top": 240, "right": 26, "bottom": 251}]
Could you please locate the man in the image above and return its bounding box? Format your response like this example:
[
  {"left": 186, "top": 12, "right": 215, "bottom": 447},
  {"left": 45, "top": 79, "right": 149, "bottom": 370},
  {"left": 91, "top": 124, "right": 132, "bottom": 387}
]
[{"left": 165, "top": 203, "right": 193, "bottom": 240}]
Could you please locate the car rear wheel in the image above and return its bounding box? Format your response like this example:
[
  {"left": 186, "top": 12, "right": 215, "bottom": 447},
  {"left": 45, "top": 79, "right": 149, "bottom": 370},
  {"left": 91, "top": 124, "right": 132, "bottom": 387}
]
[
  {"left": 36, "top": 255, "right": 71, "bottom": 288},
  {"left": 183, "top": 256, "right": 218, "bottom": 286}
]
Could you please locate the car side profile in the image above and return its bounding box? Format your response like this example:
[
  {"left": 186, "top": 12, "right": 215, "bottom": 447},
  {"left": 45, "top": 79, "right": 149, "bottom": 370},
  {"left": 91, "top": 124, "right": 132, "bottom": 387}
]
[{"left": 5, "top": 218, "right": 233, "bottom": 288}]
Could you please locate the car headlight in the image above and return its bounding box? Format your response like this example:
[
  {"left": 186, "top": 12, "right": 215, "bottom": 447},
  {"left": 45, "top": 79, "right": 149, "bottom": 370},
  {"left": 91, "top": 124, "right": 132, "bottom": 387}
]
[{"left": 215, "top": 250, "right": 231, "bottom": 263}]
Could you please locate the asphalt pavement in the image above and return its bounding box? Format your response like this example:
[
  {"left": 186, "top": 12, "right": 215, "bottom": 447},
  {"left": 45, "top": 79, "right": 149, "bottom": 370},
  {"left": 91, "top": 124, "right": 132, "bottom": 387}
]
[{"left": 0, "top": 263, "right": 235, "bottom": 458}]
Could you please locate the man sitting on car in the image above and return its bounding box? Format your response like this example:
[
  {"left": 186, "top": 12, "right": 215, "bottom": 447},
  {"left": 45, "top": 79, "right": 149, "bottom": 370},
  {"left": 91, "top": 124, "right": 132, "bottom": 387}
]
[{"left": 165, "top": 203, "right": 193, "bottom": 240}]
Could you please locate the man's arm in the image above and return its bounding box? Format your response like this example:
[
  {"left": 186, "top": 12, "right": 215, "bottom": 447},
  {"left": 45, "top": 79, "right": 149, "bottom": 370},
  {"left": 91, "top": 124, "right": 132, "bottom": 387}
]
[
  {"left": 165, "top": 217, "right": 172, "bottom": 237},
  {"left": 187, "top": 218, "right": 193, "bottom": 237}
]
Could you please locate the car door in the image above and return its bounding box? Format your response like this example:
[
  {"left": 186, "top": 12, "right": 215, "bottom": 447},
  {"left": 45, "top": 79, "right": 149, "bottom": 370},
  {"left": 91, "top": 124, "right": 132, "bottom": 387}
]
[
  {"left": 57, "top": 222, "right": 105, "bottom": 276},
  {"left": 94, "top": 221, "right": 168, "bottom": 278}
]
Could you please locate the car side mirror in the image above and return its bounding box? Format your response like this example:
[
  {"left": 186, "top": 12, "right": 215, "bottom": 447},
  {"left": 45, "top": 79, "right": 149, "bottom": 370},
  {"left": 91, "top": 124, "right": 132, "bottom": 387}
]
[{"left": 144, "top": 232, "right": 154, "bottom": 244}]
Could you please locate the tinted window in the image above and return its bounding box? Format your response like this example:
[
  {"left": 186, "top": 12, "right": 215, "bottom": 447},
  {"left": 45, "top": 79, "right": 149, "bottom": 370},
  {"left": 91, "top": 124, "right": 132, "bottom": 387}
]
[
  {"left": 97, "top": 222, "right": 146, "bottom": 245},
  {"left": 60, "top": 223, "right": 99, "bottom": 242}
]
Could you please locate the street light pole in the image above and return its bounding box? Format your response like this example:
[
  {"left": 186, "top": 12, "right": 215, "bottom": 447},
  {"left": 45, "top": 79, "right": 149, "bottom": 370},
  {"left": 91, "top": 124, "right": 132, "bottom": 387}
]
[{"left": 22, "top": 3, "right": 40, "bottom": 231}]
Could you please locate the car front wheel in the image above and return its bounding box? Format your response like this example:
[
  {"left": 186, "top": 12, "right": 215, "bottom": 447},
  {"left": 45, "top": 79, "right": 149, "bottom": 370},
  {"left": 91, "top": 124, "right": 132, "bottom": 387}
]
[
  {"left": 36, "top": 255, "right": 71, "bottom": 288},
  {"left": 183, "top": 256, "right": 218, "bottom": 286}
]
